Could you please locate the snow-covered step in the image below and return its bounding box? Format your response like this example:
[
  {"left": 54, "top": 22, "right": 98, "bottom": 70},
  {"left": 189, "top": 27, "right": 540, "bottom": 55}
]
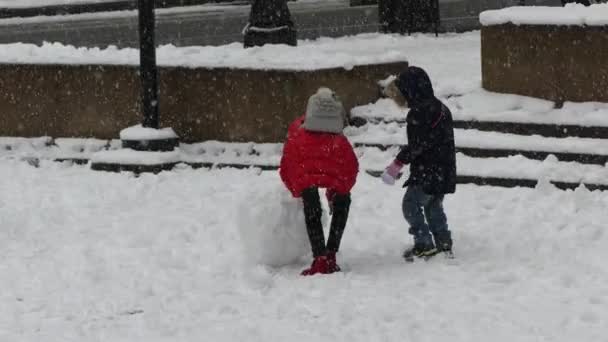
[
  {"left": 357, "top": 146, "right": 608, "bottom": 188},
  {"left": 346, "top": 124, "right": 608, "bottom": 165},
  {"left": 351, "top": 117, "right": 608, "bottom": 140},
  {"left": 352, "top": 97, "right": 608, "bottom": 138},
  {"left": 3, "top": 138, "right": 608, "bottom": 190},
  {"left": 139, "top": 157, "right": 608, "bottom": 191},
  {"left": 0, "top": 137, "right": 119, "bottom": 159}
]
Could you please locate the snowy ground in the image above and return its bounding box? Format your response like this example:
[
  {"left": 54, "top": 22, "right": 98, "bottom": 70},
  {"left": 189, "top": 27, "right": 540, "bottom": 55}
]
[
  {"left": 1, "top": 160, "right": 607, "bottom": 341},
  {"left": 2, "top": 30, "right": 608, "bottom": 340}
]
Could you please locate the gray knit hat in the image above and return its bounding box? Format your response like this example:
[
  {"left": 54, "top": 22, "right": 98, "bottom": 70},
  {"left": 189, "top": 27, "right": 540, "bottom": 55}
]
[{"left": 302, "top": 87, "right": 346, "bottom": 134}]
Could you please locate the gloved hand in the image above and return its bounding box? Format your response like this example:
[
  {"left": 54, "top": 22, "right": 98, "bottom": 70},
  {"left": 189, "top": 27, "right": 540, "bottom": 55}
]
[{"left": 381, "top": 160, "right": 404, "bottom": 185}]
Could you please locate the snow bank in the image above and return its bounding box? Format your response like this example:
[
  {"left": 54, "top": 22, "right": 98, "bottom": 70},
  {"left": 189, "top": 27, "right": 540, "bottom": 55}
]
[
  {"left": 236, "top": 182, "right": 315, "bottom": 267},
  {"left": 480, "top": 4, "right": 608, "bottom": 27},
  {"left": 0, "top": 33, "right": 409, "bottom": 70}
]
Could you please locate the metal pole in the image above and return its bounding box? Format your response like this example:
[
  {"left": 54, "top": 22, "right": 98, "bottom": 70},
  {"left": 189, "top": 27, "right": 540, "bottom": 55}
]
[{"left": 138, "top": 0, "right": 159, "bottom": 129}]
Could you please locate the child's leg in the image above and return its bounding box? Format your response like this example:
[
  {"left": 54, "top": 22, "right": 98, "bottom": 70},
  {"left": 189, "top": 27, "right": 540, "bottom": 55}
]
[
  {"left": 402, "top": 186, "right": 434, "bottom": 247},
  {"left": 424, "top": 195, "right": 452, "bottom": 251},
  {"left": 326, "top": 192, "right": 351, "bottom": 253},
  {"left": 301, "top": 187, "right": 326, "bottom": 257}
]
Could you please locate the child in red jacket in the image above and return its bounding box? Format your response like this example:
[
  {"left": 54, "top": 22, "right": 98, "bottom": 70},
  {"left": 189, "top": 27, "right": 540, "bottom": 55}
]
[{"left": 280, "top": 88, "right": 359, "bottom": 276}]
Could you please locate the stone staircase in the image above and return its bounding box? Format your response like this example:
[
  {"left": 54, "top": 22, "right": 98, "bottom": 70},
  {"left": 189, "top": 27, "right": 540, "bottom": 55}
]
[{"left": 349, "top": 111, "right": 608, "bottom": 191}]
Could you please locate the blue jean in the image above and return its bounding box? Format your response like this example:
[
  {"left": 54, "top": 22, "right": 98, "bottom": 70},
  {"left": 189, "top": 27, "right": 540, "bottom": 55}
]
[{"left": 402, "top": 185, "right": 449, "bottom": 247}]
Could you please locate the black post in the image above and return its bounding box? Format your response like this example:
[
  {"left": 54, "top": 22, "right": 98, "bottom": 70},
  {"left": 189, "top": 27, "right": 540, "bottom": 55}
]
[{"left": 138, "top": 0, "right": 159, "bottom": 129}]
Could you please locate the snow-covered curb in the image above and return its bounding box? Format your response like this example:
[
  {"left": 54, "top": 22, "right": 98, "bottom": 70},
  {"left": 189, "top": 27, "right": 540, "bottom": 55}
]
[
  {"left": 3, "top": 138, "right": 608, "bottom": 186},
  {"left": 480, "top": 4, "right": 608, "bottom": 27},
  {"left": 90, "top": 149, "right": 181, "bottom": 165}
]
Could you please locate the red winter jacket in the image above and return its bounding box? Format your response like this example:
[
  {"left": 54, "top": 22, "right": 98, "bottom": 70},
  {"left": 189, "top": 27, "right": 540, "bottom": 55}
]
[{"left": 279, "top": 116, "right": 359, "bottom": 198}]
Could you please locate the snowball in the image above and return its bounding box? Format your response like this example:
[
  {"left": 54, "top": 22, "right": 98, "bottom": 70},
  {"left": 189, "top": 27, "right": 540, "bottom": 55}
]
[{"left": 237, "top": 181, "right": 328, "bottom": 267}]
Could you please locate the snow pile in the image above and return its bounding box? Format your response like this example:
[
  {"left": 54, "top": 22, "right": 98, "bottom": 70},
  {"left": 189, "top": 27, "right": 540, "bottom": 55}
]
[
  {"left": 120, "top": 125, "right": 178, "bottom": 141},
  {"left": 480, "top": 4, "right": 608, "bottom": 27},
  {"left": 236, "top": 182, "right": 315, "bottom": 267}
]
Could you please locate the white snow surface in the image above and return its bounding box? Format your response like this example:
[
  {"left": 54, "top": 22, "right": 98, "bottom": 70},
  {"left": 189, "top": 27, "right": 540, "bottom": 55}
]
[
  {"left": 120, "top": 125, "right": 178, "bottom": 141},
  {"left": 355, "top": 92, "right": 608, "bottom": 127},
  {"left": 0, "top": 33, "right": 413, "bottom": 70},
  {"left": 237, "top": 182, "right": 325, "bottom": 267},
  {"left": 1, "top": 160, "right": 607, "bottom": 341},
  {"left": 356, "top": 147, "right": 608, "bottom": 185},
  {"left": 3, "top": 134, "right": 608, "bottom": 185},
  {"left": 348, "top": 123, "right": 608, "bottom": 155},
  {"left": 480, "top": 4, "right": 608, "bottom": 27},
  {"left": 90, "top": 149, "right": 181, "bottom": 165},
  {"left": 1, "top": 30, "right": 608, "bottom": 340}
]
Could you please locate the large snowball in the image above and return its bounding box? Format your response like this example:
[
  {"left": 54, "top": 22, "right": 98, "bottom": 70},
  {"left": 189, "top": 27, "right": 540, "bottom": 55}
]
[{"left": 237, "top": 181, "right": 328, "bottom": 267}]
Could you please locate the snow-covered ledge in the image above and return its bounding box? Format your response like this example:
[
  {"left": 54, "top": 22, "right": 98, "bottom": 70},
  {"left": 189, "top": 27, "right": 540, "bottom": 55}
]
[
  {"left": 480, "top": 4, "right": 608, "bottom": 27},
  {"left": 480, "top": 4, "right": 608, "bottom": 104},
  {"left": 0, "top": 34, "right": 408, "bottom": 142}
]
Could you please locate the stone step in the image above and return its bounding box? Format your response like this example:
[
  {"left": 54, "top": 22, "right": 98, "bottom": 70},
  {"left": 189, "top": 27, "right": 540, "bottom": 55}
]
[
  {"left": 3, "top": 138, "right": 607, "bottom": 190},
  {"left": 354, "top": 142, "right": 608, "bottom": 166},
  {"left": 347, "top": 122, "right": 608, "bottom": 165},
  {"left": 350, "top": 116, "right": 608, "bottom": 139},
  {"left": 47, "top": 158, "right": 608, "bottom": 191}
]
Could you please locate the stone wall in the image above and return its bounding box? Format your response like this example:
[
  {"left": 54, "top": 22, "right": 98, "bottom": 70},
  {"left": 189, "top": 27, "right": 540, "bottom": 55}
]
[
  {"left": 0, "top": 62, "right": 407, "bottom": 142},
  {"left": 482, "top": 24, "right": 608, "bottom": 104}
]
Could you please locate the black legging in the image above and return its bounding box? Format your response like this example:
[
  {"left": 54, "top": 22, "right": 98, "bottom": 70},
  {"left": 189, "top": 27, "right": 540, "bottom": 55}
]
[{"left": 301, "top": 187, "right": 351, "bottom": 257}]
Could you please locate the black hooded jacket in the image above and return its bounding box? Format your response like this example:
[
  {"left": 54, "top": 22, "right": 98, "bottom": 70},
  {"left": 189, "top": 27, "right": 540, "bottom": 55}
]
[{"left": 395, "top": 66, "right": 456, "bottom": 194}]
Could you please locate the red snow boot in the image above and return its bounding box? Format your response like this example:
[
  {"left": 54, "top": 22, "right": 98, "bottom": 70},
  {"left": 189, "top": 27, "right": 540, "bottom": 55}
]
[
  {"left": 301, "top": 256, "right": 331, "bottom": 276},
  {"left": 326, "top": 252, "right": 341, "bottom": 273}
]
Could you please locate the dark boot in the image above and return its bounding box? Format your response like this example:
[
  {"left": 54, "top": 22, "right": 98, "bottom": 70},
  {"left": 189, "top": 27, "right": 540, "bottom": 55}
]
[
  {"left": 403, "top": 243, "right": 438, "bottom": 262},
  {"left": 301, "top": 187, "right": 326, "bottom": 258},
  {"left": 433, "top": 230, "right": 453, "bottom": 252},
  {"left": 326, "top": 252, "right": 340, "bottom": 273}
]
